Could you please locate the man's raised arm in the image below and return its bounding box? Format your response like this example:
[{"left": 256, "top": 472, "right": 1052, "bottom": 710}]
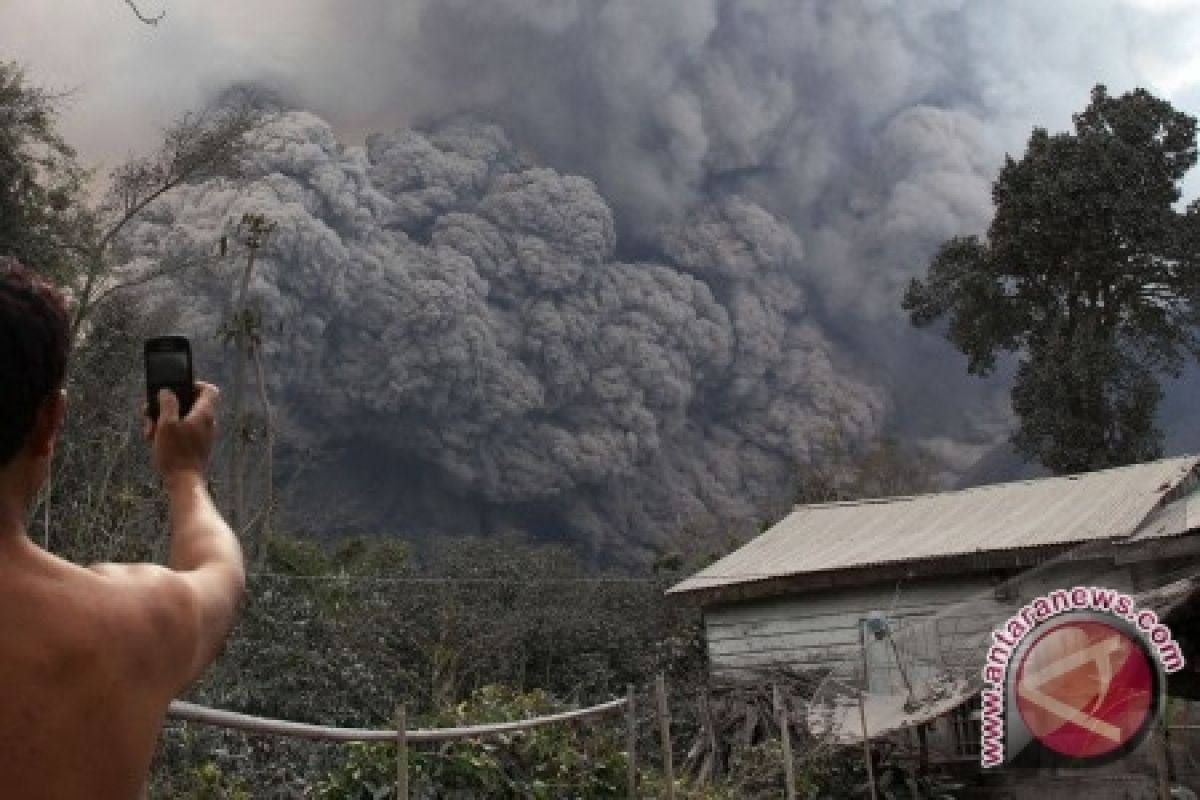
[{"left": 95, "top": 382, "right": 247, "bottom": 693}]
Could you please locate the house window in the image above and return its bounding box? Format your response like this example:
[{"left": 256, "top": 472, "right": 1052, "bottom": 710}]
[{"left": 950, "top": 696, "right": 982, "bottom": 758}]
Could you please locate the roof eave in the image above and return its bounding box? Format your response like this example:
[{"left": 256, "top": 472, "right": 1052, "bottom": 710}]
[{"left": 667, "top": 534, "right": 1200, "bottom": 607}]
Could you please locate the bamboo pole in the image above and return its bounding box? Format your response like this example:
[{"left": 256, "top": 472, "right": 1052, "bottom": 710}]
[
  {"left": 774, "top": 685, "right": 796, "bottom": 800},
  {"left": 655, "top": 673, "right": 676, "bottom": 800},
  {"left": 395, "top": 704, "right": 408, "bottom": 800},
  {"left": 167, "top": 697, "right": 626, "bottom": 742},
  {"left": 627, "top": 684, "right": 638, "bottom": 799}
]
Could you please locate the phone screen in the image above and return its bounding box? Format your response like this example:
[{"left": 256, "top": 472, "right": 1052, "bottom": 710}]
[
  {"left": 147, "top": 350, "right": 191, "bottom": 383},
  {"left": 145, "top": 337, "right": 194, "bottom": 420}
]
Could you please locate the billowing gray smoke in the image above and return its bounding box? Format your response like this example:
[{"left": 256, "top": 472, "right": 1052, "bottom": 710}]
[
  {"left": 122, "top": 113, "right": 883, "bottom": 559},
  {"left": 293, "top": 0, "right": 1183, "bottom": 463},
  {"left": 115, "top": 0, "right": 1199, "bottom": 557}
]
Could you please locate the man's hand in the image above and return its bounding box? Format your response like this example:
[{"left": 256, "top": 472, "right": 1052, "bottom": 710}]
[{"left": 143, "top": 382, "right": 219, "bottom": 482}]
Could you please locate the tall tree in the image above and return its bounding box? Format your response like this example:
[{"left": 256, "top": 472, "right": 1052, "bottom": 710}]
[
  {"left": 0, "top": 62, "right": 88, "bottom": 281},
  {"left": 904, "top": 85, "right": 1200, "bottom": 474}
]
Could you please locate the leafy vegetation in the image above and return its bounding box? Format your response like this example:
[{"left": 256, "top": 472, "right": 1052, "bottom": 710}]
[
  {"left": 0, "top": 62, "right": 88, "bottom": 283},
  {"left": 319, "top": 686, "right": 629, "bottom": 799},
  {"left": 147, "top": 532, "right": 707, "bottom": 797}
]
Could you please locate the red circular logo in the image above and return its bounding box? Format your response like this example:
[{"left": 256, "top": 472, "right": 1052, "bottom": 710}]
[{"left": 1014, "top": 619, "right": 1155, "bottom": 759}]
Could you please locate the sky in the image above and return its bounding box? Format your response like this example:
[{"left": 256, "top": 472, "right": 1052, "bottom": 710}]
[
  {"left": 3, "top": 1, "right": 1197, "bottom": 187},
  {"left": 4, "top": 0, "right": 1200, "bottom": 555}
]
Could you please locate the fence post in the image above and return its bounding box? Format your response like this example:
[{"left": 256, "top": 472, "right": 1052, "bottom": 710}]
[
  {"left": 1154, "top": 709, "right": 1171, "bottom": 800},
  {"left": 627, "top": 684, "right": 639, "bottom": 799},
  {"left": 655, "top": 673, "right": 676, "bottom": 800},
  {"left": 857, "top": 688, "right": 878, "bottom": 800},
  {"left": 698, "top": 688, "right": 717, "bottom": 782},
  {"left": 395, "top": 704, "right": 408, "bottom": 800},
  {"left": 774, "top": 684, "right": 797, "bottom": 800}
]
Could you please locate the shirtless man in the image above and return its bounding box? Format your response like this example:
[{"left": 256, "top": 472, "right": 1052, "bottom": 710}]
[{"left": 0, "top": 257, "right": 245, "bottom": 797}]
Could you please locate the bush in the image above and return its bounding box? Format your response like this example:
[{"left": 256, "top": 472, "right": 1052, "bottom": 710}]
[
  {"left": 318, "top": 686, "right": 629, "bottom": 800},
  {"left": 150, "top": 533, "right": 707, "bottom": 796},
  {"left": 175, "top": 762, "right": 251, "bottom": 800}
]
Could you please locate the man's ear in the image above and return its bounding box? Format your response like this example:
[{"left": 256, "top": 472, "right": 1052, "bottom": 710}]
[{"left": 28, "top": 389, "right": 67, "bottom": 458}]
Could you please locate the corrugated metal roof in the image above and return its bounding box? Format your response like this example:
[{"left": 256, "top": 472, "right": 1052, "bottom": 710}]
[
  {"left": 669, "top": 455, "right": 1199, "bottom": 596},
  {"left": 1124, "top": 484, "right": 1200, "bottom": 542}
]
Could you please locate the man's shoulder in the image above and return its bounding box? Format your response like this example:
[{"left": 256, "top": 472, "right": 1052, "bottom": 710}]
[
  {"left": 85, "top": 562, "right": 198, "bottom": 637},
  {"left": 87, "top": 561, "right": 176, "bottom": 588},
  {"left": 78, "top": 562, "right": 200, "bottom": 688},
  {"left": 0, "top": 558, "right": 156, "bottom": 687}
]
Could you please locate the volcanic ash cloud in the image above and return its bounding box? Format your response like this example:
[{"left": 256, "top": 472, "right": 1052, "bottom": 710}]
[{"left": 121, "top": 110, "right": 885, "bottom": 559}]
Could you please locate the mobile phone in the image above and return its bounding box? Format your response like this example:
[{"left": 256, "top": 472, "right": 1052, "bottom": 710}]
[{"left": 145, "top": 335, "right": 195, "bottom": 421}]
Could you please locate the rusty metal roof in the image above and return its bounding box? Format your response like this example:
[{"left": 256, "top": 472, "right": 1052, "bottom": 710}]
[{"left": 669, "top": 455, "right": 1199, "bottom": 596}]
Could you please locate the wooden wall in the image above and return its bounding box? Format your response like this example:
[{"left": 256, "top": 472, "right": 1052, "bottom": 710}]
[
  {"left": 703, "top": 558, "right": 1150, "bottom": 691},
  {"left": 706, "top": 573, "right": 1001, "bottom": 690}
]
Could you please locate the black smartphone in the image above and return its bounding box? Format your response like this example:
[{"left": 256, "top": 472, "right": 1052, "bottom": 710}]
[{"left": 145, "top": 335, "right": 195, "bottom": 421}]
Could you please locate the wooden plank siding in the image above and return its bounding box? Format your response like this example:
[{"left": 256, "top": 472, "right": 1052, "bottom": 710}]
[
  {"left": 705, "top": 575, "right": 1006, "bottom": 687},
  {"left": 705, "top": 560, "right": 1143, "bottom": 688}
]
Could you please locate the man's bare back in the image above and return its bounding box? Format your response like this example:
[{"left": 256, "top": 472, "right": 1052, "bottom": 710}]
[
  {"left": 0, "top": 371, "right": 243, "bottom": 800},
  {"left": 1, "top": 260, "right": 244, "bottom": 796},
  {"left": 0, "top": 546, "right": 178, "bottom": 798},
  {"left": 0, "top": 261, "right": 244, "bottom": 796}
]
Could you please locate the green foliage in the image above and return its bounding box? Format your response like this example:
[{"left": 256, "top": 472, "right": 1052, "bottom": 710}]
[
  {"left": 0, "top": 61, "right": 89, "bottom": 281},
  {"left": 904, "top": 84, "right": 1200, "bottom": 474},
  {"left": 315, "top": 743, "right": 395, "bottom": 800},
  {"left": 174, "top": 762, "right": 251, "bottom": 800},
  {"left": 318, "top": 686, "right": 629, "bottom": 800},
  {"left": 151, "top": 532, "right": 705, "bottom": 796}
]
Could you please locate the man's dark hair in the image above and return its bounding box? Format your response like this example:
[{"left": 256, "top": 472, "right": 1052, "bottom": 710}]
[{"left": 0, "top": 257, "right": 71, "bottom": 467}]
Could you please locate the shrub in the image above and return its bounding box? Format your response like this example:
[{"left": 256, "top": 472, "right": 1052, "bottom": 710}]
[{"left": 319, "top": 686, "right": 629, "bottom": 800}]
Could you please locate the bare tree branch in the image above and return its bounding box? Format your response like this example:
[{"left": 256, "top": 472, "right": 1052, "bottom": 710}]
[
  {"left": 88, "top": 252, "right": 214, "bottom": 309},
  {"left": 69, "top": 99, "right": 272, "bottom": 344},
  {"left": 123, "top": 0, "right": 166, "bottom": 26}
]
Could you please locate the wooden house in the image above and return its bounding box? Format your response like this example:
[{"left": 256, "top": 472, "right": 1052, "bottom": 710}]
[{"left": 669, "top": 455, "right": 1200, "bottom": 797}]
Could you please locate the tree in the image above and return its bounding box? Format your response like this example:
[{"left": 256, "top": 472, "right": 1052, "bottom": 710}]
[
  {"left": 1, "top": 59, "right": 269, "bottom": 342},
  {"left": 218, "top": 212, "right": 279, "bottom": 565},
  {"left": 72, "top": 95, "right": 266, "bottom": 345},
  {"left": 792, "top": 401, "right": 942, "bottom": 505},
  {"left": 903, "top": 85, "right": 1200, "bottom": 474},
  {"left": 0, "top": 62, "right": 88, "bottom": 281},
  {"left": 2, "top": 61, "right": 273, "bottom": 558}
]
